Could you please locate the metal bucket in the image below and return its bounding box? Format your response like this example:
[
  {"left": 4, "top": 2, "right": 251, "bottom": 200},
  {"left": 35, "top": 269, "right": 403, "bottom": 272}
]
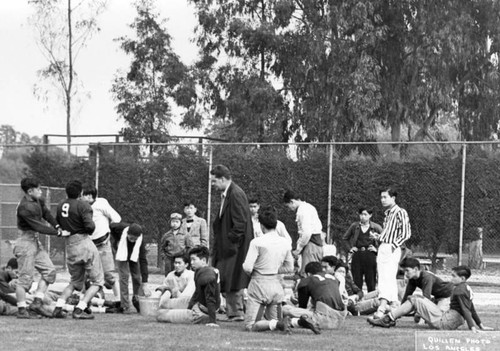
[{"left": 138, "top": 296, "right": 160, "bottom": 317}]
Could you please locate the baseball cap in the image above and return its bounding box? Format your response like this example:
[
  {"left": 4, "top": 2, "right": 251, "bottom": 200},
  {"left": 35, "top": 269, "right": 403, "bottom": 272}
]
[{"left": 170, "top": 213, "right": 182, "bottom": 220}]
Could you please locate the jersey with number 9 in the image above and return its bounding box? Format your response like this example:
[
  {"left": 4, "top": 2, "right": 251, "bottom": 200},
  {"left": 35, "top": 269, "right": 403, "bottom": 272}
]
[{"left": 56, "top": 198, "right": 95, "bottom": 235}]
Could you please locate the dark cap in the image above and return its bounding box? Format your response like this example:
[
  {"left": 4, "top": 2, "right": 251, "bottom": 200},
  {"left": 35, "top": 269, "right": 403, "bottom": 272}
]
[
  {"left": 7, "top": 258, "right": 18, "bottom": 269},
  {"left": 128, "top": 223, "right": 143, "bottom": 237}
]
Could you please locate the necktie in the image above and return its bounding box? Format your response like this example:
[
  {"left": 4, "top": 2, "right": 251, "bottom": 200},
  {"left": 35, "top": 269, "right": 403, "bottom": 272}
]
[{"left": 219, "top": 193, "right": 225, "bottom": 217}]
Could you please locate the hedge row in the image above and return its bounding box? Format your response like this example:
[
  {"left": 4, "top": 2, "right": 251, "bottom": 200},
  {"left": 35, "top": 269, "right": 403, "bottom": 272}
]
[{"left": 24, "top": 144, "right": 500, "bottom": 258}]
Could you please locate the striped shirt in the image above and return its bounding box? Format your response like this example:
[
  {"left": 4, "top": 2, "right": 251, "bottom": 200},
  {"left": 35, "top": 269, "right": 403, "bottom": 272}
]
[{"left": 380, "top": 204, "right": 411, "bottom": 249}]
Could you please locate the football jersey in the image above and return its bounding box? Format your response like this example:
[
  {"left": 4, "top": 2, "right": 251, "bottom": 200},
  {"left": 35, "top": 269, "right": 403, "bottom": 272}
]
[{"left": 56, "top": 198, "right": 95, "bottom": 235}]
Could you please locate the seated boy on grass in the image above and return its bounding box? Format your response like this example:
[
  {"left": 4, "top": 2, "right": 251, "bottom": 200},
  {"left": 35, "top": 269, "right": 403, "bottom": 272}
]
[
  {"left": 156, "top": 253, "right": 195, "bottom": 309},
  {"left": 368, "top": 265, "right": 494, "bottom": 333},
  {"left": 157, "top": 246, "right": 220, "bottom": 327}
]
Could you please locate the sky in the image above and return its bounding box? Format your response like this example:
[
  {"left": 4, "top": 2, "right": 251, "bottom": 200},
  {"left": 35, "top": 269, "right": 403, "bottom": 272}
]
[{"left": 0, "top": 0, "right": 199, "bottom": 144}]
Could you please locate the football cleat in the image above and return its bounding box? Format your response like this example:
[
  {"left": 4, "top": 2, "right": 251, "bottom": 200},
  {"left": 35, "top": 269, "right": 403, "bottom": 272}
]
[{"left": 299, "top": 314, "right": 321, "bottom": 334}]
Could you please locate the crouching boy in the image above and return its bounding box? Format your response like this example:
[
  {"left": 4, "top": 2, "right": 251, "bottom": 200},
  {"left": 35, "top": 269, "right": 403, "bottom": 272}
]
[
  {"left": 283, "top": 261, "right": 347, "bottom": 334},
  {"left": 368, "top": 265, "right": 494, "bottom": 332},
  {"left": 157, "top": 246, "right": 220, "bottom": 327}
]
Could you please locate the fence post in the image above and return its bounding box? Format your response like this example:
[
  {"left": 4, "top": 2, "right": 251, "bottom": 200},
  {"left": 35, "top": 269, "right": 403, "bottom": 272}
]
[
  {"left": 45, "top": 187, "right": 51, "bottom": 254},
  {"left": 207, "top": 145, "right": 213, "bottom": 242},
  {"left": 43, "top": 135, "right": 49, "bottom": 153},
  {"left": 327, "top": 144, "right": 333, "bottom": 244},
  {"left": 458, "top": 143, "right": 467, "bottom": 265},
  {"left": 95, "top": 143, "right": 100, "bottom": 190}
]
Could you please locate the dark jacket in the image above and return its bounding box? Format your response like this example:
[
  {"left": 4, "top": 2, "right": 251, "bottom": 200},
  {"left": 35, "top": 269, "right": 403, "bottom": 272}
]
[
  {"left": 298, "top": 272, "right": 344, "bottom": 311},
  {"left": 342, "top": 221, "right": 383, "bottom": 250},
  {"left": 402, "top": 270, "right": 454, "bottom": 303},
  {"left": 450, "top": 282, "right": 482, "bottom": 330},
  {"left": 212, "top": 182, "right": 253, "bottom": 292},
  {"left": 0, "top": 270, "right": 16, "bottom": 294},
  {"left": 188, "top": 266, "right": 221, "bottom": 324},
  {"left": 17, "top": 195, "right": 59, "bottom": 235}
]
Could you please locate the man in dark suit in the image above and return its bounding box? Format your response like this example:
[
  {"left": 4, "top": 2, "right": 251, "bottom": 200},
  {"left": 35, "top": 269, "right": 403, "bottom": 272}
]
[{"left": 210, "top": 164, "right": 253, "bottom": 322}]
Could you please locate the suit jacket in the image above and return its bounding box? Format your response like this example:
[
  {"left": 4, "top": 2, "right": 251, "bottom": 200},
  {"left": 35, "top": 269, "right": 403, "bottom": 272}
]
[
  {"left": 342, "top": 221, "right": 383, "bottom": 249},
  {"left": 181, "top": 215, "right": 208, "bottom": 247},
  {"left": 212, "top": 181, "right": 253, "bottom": 292}
]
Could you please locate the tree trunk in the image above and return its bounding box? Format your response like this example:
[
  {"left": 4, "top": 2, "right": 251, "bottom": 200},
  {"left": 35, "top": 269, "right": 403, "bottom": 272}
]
[
  {"left": 66, "top": 0, "right": 73, "bottom": 154},
  {"left": 66, "top": 94, "right": 71, "bottom": 154},
  {"left": 391, "top": 119, "right": 401, "bottom": 142}
]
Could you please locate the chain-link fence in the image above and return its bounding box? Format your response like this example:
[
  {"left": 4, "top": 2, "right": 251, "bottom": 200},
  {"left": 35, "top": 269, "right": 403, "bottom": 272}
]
[{"left": 1, "top": 141, "right": 499, "bottom": 283}]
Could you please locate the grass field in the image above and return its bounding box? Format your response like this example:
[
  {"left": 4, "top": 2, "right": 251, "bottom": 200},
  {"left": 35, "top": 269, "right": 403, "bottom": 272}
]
[{"left": 3, "top": 306, "right": 499, "bottom": 351}]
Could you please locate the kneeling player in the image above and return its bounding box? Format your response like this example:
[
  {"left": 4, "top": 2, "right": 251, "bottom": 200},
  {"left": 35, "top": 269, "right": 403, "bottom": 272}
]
[
  {"left": 242, "top": 206, "right": 294, "bottom": 332},
  {"left": 157, "top": 246, "right": 220, "bottom": 327},
  {"left": 368, "top": 266, "right": 493, "bottom": 332}
]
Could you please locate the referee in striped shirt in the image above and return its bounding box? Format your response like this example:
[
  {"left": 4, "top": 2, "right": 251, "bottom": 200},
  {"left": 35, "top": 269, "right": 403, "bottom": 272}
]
[{"left": 371, "top": 187, "right": 411, "bottom": 319}]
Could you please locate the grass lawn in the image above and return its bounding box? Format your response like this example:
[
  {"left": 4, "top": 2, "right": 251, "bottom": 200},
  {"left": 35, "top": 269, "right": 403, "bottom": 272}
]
[{"left": 2, "top": 306, "right": 499, "bottom": 351}]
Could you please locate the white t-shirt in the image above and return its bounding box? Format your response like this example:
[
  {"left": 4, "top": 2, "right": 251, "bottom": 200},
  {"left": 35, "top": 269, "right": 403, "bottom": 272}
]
[
  {"left": 295, "top": 201, "right": 322, "bottom": 252},
  {"left": 90, "top": 198, "right": 121, "bottom": 240}
]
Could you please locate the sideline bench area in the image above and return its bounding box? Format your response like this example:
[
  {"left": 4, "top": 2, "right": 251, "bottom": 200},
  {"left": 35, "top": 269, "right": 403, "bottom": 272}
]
[
  {"left": 482, "top": 257, "right": 500, "bottom": 269},
  {"left": 413, "top": 253, "right": 454, "bottom": 270}
]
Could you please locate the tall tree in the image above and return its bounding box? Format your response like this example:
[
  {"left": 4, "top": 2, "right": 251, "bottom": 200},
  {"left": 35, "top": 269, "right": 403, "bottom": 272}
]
[
  {"left": 190, "top": 0, "right": 294, "bottom": 142},
  {"left": 272, "top": 0, "right": 385, "bottom": 142},
  {"left": 29, "top": 0, "right": 107, "bottom": 153},
  {"left": 192, "top": 0, "right": 500, "bottom": 145},
  {"left": 111, "top": 0, "right": 195, "bottom": 152},
  {"left": 453, "top": 0, "right": 500, "bottom": 141},
  {"left": 375, "top": 0, "right": 500, "bottom": 145},
  {"left": 191, "top": 0, "right": 386, "bottom": 142}
]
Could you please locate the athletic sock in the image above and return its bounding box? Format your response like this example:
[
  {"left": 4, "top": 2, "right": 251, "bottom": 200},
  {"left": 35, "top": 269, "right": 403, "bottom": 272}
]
[
  {"left": 269, "top": 319, "right": 278, "bottom": 331},
  {"left": 56, "top": 299, "right": 65, "bottom": 308},
  {"left": 34, "top": 292, "right": 45, "bottom": 299},
  {"left": 17, "top": 301, "right": 27, "bottom": 309},
  {"left": 76, "top": 301, "right": 88, "bottom": 311},
  {"left": 91, "top": 297, "right": 105, "bottom": 307},
  {"left": 291, "top": 318, "right": 300, "bottom": 328}
]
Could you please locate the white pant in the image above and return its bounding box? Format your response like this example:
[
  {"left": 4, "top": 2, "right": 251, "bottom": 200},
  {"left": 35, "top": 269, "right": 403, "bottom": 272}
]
[{"left": 376, "top": 243, "right": 401, "bottom": 303}]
